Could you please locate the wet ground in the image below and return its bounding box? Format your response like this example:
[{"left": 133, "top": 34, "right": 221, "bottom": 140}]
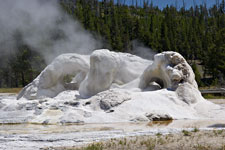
[{"left": 0, "top": 94, "right": 225, "bottom": 150}]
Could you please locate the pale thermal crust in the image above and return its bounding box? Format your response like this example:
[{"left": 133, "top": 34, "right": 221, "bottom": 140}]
[{"left": 7, "top": 49, "right": 223, "bottom": 124}]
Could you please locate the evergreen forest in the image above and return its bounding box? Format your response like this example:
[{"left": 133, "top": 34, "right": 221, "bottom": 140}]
[{"left": 0, "top": 0, "right": 225, "bottom": 88}]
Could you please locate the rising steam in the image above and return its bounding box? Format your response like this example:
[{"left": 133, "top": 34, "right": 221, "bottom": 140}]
[
  {"left": 0, "top": 0, "right": 102, "bottom": 64},
  {"left": 131, "top": 40, "right": 156, "bottom": 60}
]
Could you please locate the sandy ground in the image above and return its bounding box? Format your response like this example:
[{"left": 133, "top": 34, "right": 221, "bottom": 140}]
[{"left": 46, "top": 130, "right": 225, "bottom": 150}]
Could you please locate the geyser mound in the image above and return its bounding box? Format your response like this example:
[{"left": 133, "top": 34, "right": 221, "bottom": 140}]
[{"left": 1, "top": 49, "right": 224, "bottom": 124}]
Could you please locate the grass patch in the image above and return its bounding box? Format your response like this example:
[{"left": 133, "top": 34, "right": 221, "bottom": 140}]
[
  {"left": 182, "top": 130, "right": 191, "bottom": 136},
  {"left": 203, "top": 94, "right": 225, "bottom": 99},
  {"left": 193, "top": 144, "right": 211, "bottom": 150},
  {"left": 213, "top": 130, "right": 224, "bottom": 136},
  {"left": 192, "top": 127, "right": 200, "bottom": 133},
  {"left": 141, "top": 138, "right": 156, "bottom": 150},
  {"left": 156, "top": 133, "right": 162, "bottom": 137},
  {"left": 83, "top": 143, "right": 103, "bottom": 150},
  {"left": 70, "top": 143, "right": 103, "bottom": 150},
  {"left": 0, "top": 88, "right": 22, "bottom": 93}
]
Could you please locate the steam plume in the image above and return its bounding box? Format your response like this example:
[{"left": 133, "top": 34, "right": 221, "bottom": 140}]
[
  {"left": 131, "top": 40, "right": 156, "bottom": 60},
  {"left": 0, "top": 0, "right": 102, "bottom": 64}
]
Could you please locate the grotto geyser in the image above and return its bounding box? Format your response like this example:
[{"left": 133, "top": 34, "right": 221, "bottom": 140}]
[{"left": 1, "top": 49, "right": 224, "bottom": 124}]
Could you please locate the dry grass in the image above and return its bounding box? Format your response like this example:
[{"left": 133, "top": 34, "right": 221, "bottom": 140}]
[
  {"left": 44, "top": 130, "right": 225, "bottom": 150},
  {"left": 0, "top": 88, "right": 22, "bottom": 93}
]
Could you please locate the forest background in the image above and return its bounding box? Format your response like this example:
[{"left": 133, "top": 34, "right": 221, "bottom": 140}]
[{"left": 0, "top": 0, "right": 224, "bottom": 88}]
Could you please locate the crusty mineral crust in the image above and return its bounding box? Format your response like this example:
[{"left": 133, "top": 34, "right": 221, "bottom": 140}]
[{"left": 10, "top": 50, "right": 225, "bottom": 124}]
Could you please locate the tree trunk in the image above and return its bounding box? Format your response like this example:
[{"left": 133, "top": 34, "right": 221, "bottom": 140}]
[
  {"left": 21, "top": 72, "right": 25, "bottom": 87},
  {"left": 15, "top": 72, "right": 18, "bottom": 88}
]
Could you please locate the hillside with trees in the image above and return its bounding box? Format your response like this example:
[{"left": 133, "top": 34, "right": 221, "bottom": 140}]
[{"left": 0, "top": 0, "right": 224, "bottom": 88}]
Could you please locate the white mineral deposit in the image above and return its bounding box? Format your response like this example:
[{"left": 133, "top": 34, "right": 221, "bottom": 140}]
[
  {"left": 1, "top": 50, "right": 225, "bottom": 150},
  {"left": 0, "top": 49, "right": 224, "bottom": 125}
]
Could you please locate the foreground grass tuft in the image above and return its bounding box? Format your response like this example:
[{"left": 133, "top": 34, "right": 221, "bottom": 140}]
[
  {"left": 192, "top": 127, "right": 200, "bottom": 133},
  {"left": 70, "top": 143, "right": 103, "bottom": 150},
  {"left": 83, "top": 143, "right": 103, "bottom": 150},
  {"left": 182, "top": 130, "right": 191, "bottom": 136}
]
